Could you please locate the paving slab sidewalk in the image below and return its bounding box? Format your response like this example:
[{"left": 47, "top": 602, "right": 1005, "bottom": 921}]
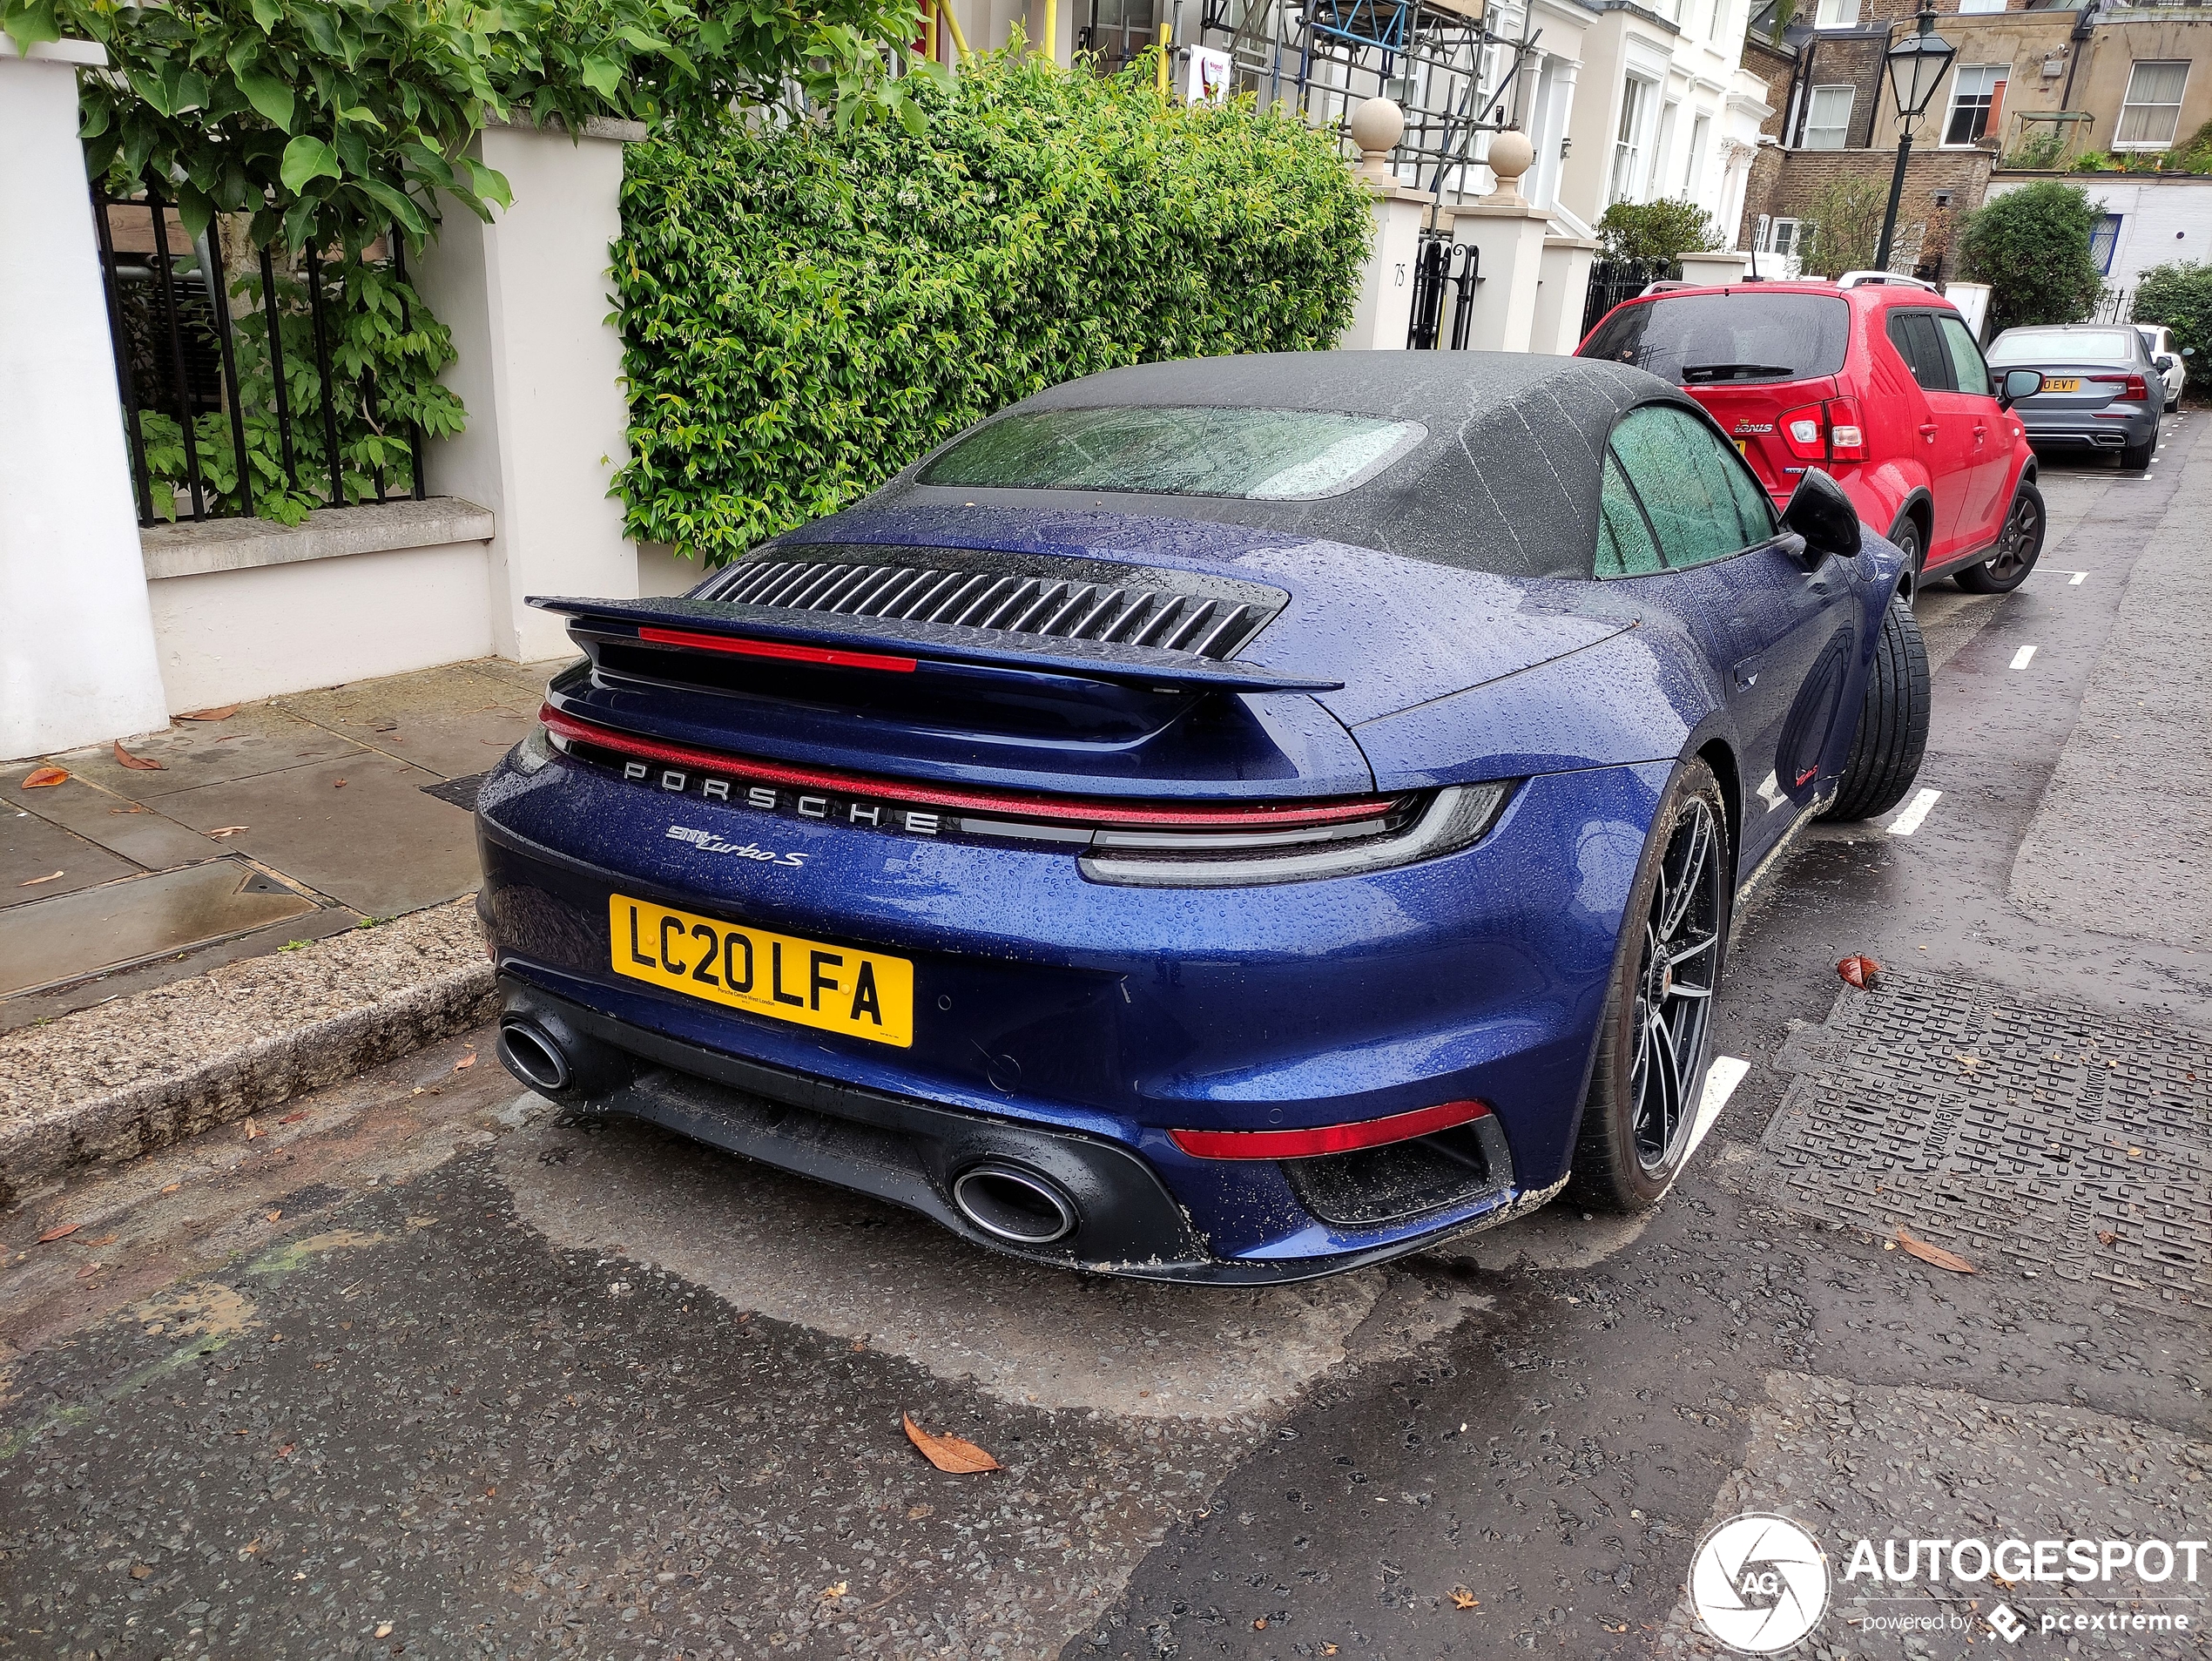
[{"left": 0, "top": 657, "right": 568, "bottom": 1199}]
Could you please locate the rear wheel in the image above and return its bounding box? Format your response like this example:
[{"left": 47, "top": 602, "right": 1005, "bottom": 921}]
[
  {"left": 1569, "top": 760, "right": 1731, "bottom": 1212},
  {"left": 1820, "top": 598, "right": 1930, "bottom": 821},
  {"left": 1954, "top": 481, "right": 2044, "bottom": 594},
  {"left": 2121, "top": 433, "right": 2155, "bottom": 470}
]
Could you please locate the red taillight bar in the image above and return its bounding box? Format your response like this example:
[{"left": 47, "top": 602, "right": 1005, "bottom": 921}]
[
  {"left": 1168, "top": 1099, "right": 1490, "bottom": 1160},
  {"left": 539, "top": 705, "right": 1403, "bottom": 832},
  {"left": 637, "top": 625, "right": 917, "bottom": 674}
]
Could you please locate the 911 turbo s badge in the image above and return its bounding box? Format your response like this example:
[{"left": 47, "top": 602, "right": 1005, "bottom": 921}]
[{"left": 664, "top": 825, "right": 809, "bottom": 868}]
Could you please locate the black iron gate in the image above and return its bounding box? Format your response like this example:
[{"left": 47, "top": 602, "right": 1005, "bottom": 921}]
[
  {"left": 1406, "top": 231, "right": 1480, "bottom": 350},
  {"left": 1578, "top": 257, "right": 1677, "bottom": 342}
]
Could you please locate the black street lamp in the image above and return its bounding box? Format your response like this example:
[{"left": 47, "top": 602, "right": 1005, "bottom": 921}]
[{"left": 1874, "top": 0, "right": 1958, "bottom": 273}]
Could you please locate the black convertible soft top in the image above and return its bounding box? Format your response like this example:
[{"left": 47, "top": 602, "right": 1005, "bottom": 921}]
[{"left": 874, "top": 352, "right": 1697, "bottom": 580}]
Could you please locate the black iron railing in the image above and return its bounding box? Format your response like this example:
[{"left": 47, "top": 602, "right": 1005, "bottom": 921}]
[
  {"left": 1406, "top": 230, "right": 1479, "bottom": 350},
  {"left": 94, "top": 188, "right": 427, "bottom": 528},
  {"left": 1579, "top": 256, "right": 1678, "bottom": 341}
]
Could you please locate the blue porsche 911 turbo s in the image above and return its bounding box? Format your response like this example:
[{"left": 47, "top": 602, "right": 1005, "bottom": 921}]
[{"left": 475, "top": 352, "right": 1928, "bottom": 1283}]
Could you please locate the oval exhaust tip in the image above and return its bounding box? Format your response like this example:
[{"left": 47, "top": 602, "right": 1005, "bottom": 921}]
[
  {"left": 952, "top": 1164, "right": 1077, "bottom": 1246},
  {"left": 498, "top": 1017, "right": 570, "bottom": 1095}
]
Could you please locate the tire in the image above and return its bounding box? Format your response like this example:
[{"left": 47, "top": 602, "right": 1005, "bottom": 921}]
[
  {"left": 2121, "top": 433, "right": 2155, "bottom": 470},
  {"left": 1568, "top": 760, "right": 1732, "bottom": 1213},
  {"left": 1954, "top": 481, "right": 2044, "bottom": 594},
  {"left": 2166, "top": 395, "right": 2181, "bottom": 415},
  {"left": 1820, "top": 598, "right": 1931, "bottom": 822},
  {"left": 1887, "top": 516, "right": 1924, "bottom": 589}
]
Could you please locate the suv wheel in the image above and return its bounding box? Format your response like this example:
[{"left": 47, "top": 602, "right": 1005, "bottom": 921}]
[{"left": 1955, "top": 482, "right": 2044, "bottom": 594}]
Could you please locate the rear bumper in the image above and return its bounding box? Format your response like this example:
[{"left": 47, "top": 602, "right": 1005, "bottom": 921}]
[
  {"left": 475, "top": 743, "right": 1674, "bottom": 1276},
  {"left": 2018, "top": 407, "right": 2158, "bottom": 449},
  {"left": 497, "top": 976, "right": 1539, "bottom": 1285}
]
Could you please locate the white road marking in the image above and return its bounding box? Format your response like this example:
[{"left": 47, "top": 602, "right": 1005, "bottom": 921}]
[
  {"left": 1888, "top": 787, "right": 1941, "bottom": 836},
  {"left": 1683, "top": 1056, "right": 1751, "bottom": 1166},
  {"left": 2011, "top": 644, "right": 2038, "bottom": 669},
  {"left": 2067, "top": 571, "right": 2089, "bottom": 584}
]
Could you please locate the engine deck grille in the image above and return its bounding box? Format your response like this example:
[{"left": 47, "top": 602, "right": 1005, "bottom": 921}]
[{"left": 704, "top": 547, "right": 1284, "bottom": 664}]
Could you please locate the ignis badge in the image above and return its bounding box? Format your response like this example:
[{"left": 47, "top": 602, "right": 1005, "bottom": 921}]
[{"left": 1689, "top": 1513, "right": 1831, "bottom": 1654}]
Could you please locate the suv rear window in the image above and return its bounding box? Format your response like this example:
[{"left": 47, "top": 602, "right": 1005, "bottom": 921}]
[{"left": 1581, "top": 294, "right": 1852, "bottom": 386}]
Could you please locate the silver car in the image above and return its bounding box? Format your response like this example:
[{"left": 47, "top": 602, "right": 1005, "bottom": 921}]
[
  {"left": 2134, "top": 323, "right": 2190, "bottom": 412},
  {"left": 1988, "top": 324, "right": 2165, "bottom": 470}
]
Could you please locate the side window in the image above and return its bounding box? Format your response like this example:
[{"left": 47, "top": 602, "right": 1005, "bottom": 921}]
[
  {"left": 1606, "top": 405, "right": 1774, "bottom": 571},
  {"left": 1887, "top": 312, "right": 1954, "bottom": 391},
  {"left": 1596, "top": 450, "right": 1664, "bottom": 577},
  {"left": 1935, "top": 314, "right": 1993, "bottom": 398}
]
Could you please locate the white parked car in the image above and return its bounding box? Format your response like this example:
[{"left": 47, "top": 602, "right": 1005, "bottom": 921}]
[{"left": 2134, "top": 323, "right": 2190, "bottom": 412}]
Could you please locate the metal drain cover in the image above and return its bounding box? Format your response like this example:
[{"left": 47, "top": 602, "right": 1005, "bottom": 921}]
[{"left": 1749, "top": 969, "right": 2208, "bottom": 1314}]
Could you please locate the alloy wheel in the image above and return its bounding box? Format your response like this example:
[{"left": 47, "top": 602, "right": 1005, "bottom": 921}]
[
  {"left": 1984, "top": 492, "right": 2041, "bottom": 584},
  {"left": 1629, "top": 798, "right": 1723, "bottom": 1173}
]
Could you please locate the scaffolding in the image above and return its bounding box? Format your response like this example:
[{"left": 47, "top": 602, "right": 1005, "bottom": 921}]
[{"left": 1184, "top": 0, "right": 1542, "bottom": 209}]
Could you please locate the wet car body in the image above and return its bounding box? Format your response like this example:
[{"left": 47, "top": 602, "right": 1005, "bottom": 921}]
[{"left": 475, "top": 354, "right": 1911, "bottom": 1282}]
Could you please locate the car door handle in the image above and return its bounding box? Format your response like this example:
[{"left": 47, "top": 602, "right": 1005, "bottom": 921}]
[
  {"left": 1972, "top": 425, "right": 1988, "bottom": 442},
  {"left": 1919, "top": 422, "right": 1939, "bottom": 442}
]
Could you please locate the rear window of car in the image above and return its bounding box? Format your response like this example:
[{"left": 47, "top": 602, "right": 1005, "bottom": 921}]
[
  {"left": 1989, "top": 327, "right": 2139, "bottom": 364},
  {"left": 1579, "top": 294, "right": 1851, "bottom": 386},
  {"left": 918, "top": 407, "right": 1425, "bottom": 500}
]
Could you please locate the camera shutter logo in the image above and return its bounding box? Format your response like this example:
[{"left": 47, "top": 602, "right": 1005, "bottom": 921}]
[{"left": 1689, "top": 1513, "right": 1831, "bottom": 1654}]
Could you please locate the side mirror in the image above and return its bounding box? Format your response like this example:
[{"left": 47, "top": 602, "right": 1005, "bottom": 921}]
[
  {"left": 1997, "top": 368, "right": 2045, "bottom": 409},
  {"left": 2155, "top": 354, "right": 2177, "bottom": 373},
  {"left": 1781, "top": 468, "right": 1862, "bottom": 563}
]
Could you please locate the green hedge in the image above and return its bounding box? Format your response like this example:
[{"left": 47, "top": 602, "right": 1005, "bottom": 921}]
[
  {"left": 2134, "top": 261, "right": 2212, "bottom": 394},
  {"left": 611, "top": 51, "right": 1375, "bottom": 564}
]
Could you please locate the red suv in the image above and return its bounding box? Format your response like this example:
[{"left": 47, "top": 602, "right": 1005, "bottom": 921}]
[{"left": 1578, "top": 280, "right": 2046, "bottom": 595}]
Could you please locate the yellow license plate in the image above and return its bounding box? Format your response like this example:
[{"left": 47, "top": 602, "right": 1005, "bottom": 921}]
[
  {"left": 1735, "top": 439, "right": 1749, "bottom": 456},
  {"left": 609, "top": 894, "right": 914, "bottom": 1047},
  {"left": 2043, "top": 376, "right": 2080, "bottom": 393}
]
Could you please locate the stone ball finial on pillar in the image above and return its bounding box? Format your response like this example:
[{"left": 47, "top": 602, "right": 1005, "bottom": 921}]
[
  {"left": 1480, "top": 127, "right": 1536, "bottom": 207},
  {"left": 1348, "top": 97, "right": 1405, "bottom": 185}
]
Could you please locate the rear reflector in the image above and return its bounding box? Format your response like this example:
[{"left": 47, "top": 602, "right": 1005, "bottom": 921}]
[
  {"left": 540, "top": 705, "right": 1406, "bottom": 832},
  {"left": 636, "top": 625, "right": 917, "bottom": 673},
  {"left": 1168, "top": 1099, "right": 1490, "bottom": 1160}
]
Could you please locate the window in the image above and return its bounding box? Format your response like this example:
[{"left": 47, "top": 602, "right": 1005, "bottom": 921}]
[
  {"left": 1936, "top": 314, "right": 1993, "bottom": 397},
  {"left": 1684, "top": 114, "right": 1711, "bottom": 193},
  {"left": 1886, "top": 311, "right": 1954, "bottom": 389},
  {"left": 1943, "top": 65, "right": 2008, "bottom": 146},
  {"left": 1958, "top": 0, "right": 2003, "bottom": 13},
  {"left": 1651, "top": 100, "right": 1681, "bottom": 200},
  {"left": 1580, "top": 292, "right": 1853, "bottom": 384},
  {"left": 2116, "top": 60, "right": 2188, "bottom": 149},
  {"left": 918, "top": 408, "right": 1426, "bottom": 498},
  {"left": 1758, "top": 216, "right": 1808, "bottom": 259},
  {"left": 1611, "top": 77, "right": 1654, "bottom": 206},
  {"left": 1596, "top": 453, "right": 1664, "bottom": 578},
  {"left": 1812, "top": 0, "right": 1859, "bottom": 27},
  {"left": 1987, "top": 327, "right": 2141, "bottom": 366},
  {"left": 1605, "top": 406, "right": 1777, "bottom": 572},
  {"left": 2091, "top": 213, "right": 2122, "bottom": 273},
  {"left": 1804, "top": 84, "right": 1854, "bottom": 149}
]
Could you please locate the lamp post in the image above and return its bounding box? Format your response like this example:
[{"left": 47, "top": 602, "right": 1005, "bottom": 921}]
[{"left": 1874, "top": 0, "right": 1958, "bottom": 273}]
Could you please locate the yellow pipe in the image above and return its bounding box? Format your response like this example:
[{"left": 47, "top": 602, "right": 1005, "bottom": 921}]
[
  {"left": 1157, "top": 19, "right": 1171, "bottom": 97},
  {"left": 936, "top": 0, "right": 970, "bottom": 58},
  {"left": 1042, "top": 0, "right": 1057, "bottom": 64},
  {"left": 922, "top": 0, "right": 936, "bottom": 64}
]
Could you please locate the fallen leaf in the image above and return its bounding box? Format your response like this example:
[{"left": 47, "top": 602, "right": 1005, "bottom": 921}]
[
  {"left": 1253, "top": 1617, "right": 1269, "bottom": 1630},
  {"left": 902, "top": 1413, "right": 1001, "bottom": 1474},
  {"left": 278, "top": 1442, "right": 296, "bottom": 1458},
  {"left": 280, "top": 1111, "right": 308, "bottom": 1124},
  {"left": 1955, "top": 1052, "right": 1986, "bottom": 1071},
  {"left": 21, "top": 766, "right": 67, "bottom": 788},
  {"left": 1450, "top": 1588, "right": 1480, "bottom": 1610},
  {"left": 332, "top": 778, "right": 348, "bottom": 789},
  {"left": 266, "top": 1210, "right": 283, "bottom": 1222},
  {"left": 373, "top": 1620, "right": 391, "bottom": 1637},
  {"left": 159, "top": 1183, "right": 181, "bottom": 1194},
  {"left": 1895, "top": 1225, "right": 1976, "bottom": 1274},
  {"left": 2098, "top": 1229, "right": 2118, "bottom": 1246},
  {"left": 206, "top": 825, "right": 249, "bottom": 838},
  {"left": 243, "top": 1118, "right": 264, "bottom": 1139},
  {"left": 239, "top": 1537, "right": 261, "bottom": 1556},
  {"left": 454, "top": 1052, "right": 476, "bottom": 1071},
  {"left": 2128, "top": 1146, "right": 2144, "bottom": 1158},
  {"left": 129, "top": 1565, "right": 151, "bottom": 1580},
  {"left": 18, "top": 870, "right": 64, "bottom": 887},
  {"left": 37, "top": 1222, "right": 82, "bottom": 1243},
  {"left": 1324, "top": 1647, "right": 1339, "bottom": 1657},
  {"left": 88, "top": 1234, "right": 117, "bottom": 1247},
  {"left": 78, "top": 1262, "right": 105, "bottom": 1279},
  {"left": 820, "top": 1583, "right": 848, "bottom": 1601},
  {"left": 178, "top": 705, "right": 240, "bottom": 721},
  {"left": 907, "top": 1503, "right": 933, "bottom": 1520},
  {"left": 1837, "top": 955, "right": 1880, "bottom": 989},
  {"left": 112, "top": 739, "right": 165, "bottom": 771}
]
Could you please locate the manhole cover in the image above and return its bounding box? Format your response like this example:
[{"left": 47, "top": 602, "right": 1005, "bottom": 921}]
[
  {"left": 1749, "top": 969, "right": 2209, "bottom": 1313},
  {"left": 421, "top": 771, "right": 488, "bottom": 811}
]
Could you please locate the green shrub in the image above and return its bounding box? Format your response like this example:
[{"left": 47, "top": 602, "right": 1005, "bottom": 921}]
[
  {"left": 611, "top": 50, "right": 1374, "bottom": 564},
  {"left": 1596, "top": 198, "right": 1721, "bottom": 262},
  {"left": 1959, "top": 180, "right": 2103, "bottom": 333},
  {"left": 2134, "top": 261, "right": 2212, "bottom": 393},
  {"left": 2003, "top": 128, "right": 2067, "bottom": 172}
]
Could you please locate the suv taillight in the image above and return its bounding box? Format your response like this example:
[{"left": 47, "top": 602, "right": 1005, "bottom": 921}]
[
  {"left": 2092, "top": 372, "right": 2150, "bottom": 402},
  {"left": 1777, "top": 399, "right": 1865, "bottom": 464}
]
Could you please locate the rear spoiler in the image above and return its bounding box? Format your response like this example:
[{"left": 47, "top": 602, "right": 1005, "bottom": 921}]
[{"left": 528, "top": 595, "right": 1344, "bottom": 694}]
